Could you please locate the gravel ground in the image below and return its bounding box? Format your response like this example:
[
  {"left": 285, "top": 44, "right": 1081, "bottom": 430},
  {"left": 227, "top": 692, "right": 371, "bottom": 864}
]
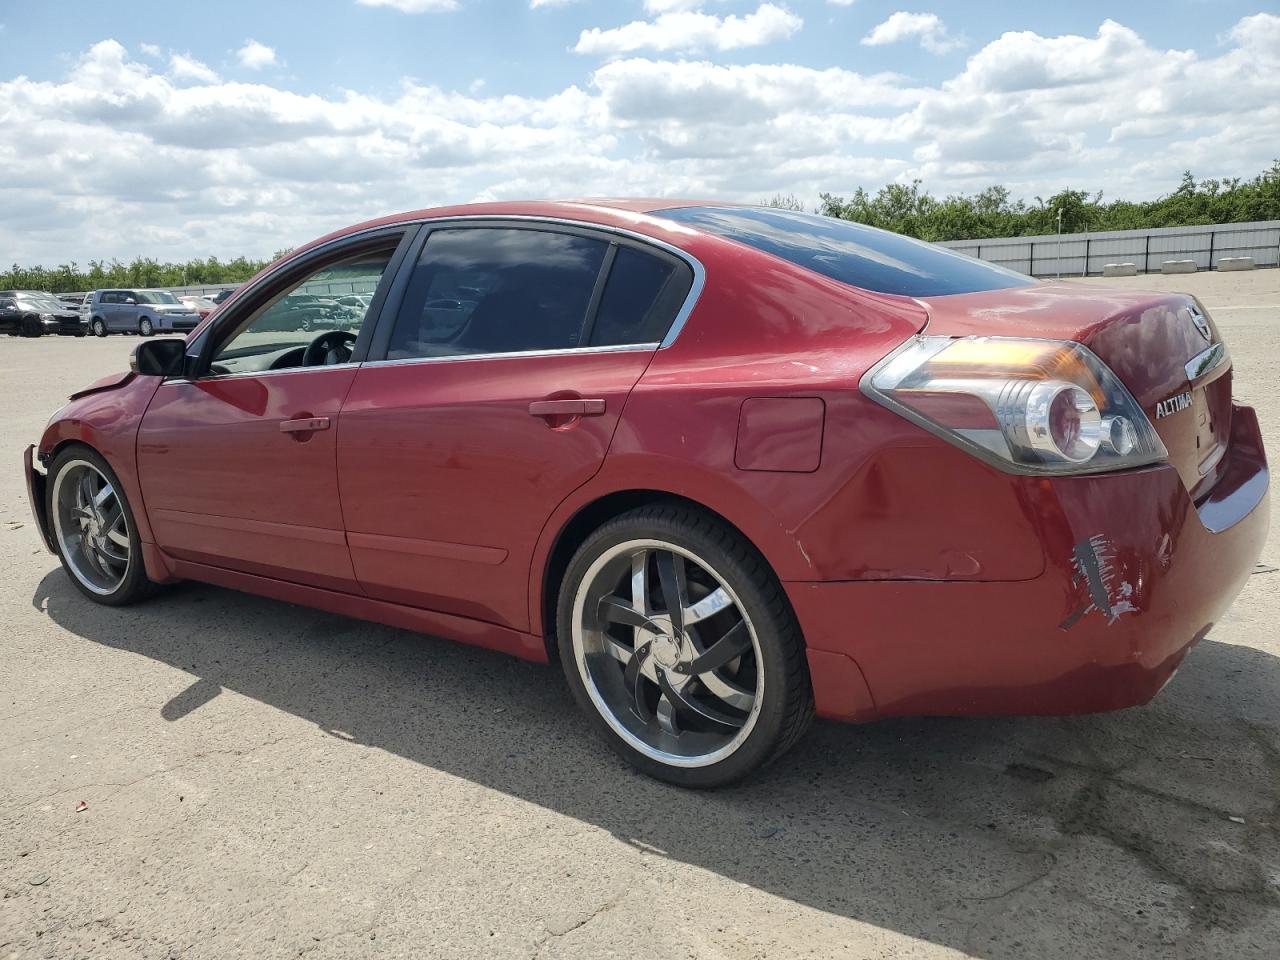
[{"left": 2, "top": 270, "right": 1278, "bottom": 959}]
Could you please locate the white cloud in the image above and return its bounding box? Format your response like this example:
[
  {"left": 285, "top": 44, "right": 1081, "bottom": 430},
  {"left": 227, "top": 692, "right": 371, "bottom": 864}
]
[
  {"left": 575, "top": 3, "right": 802, "bottom": 55},
  {"left": 355, "top": 0, "right": 459, "bottom": 12},
  {"left": 168, "top": 53, "right": 219, "bottom": 83},
  {"left": 862, "top": 11, "right": 963, "bottom": 54},
  {"left": 1, "top": 17, "right": 1277, "bottom": 266},
  {"left": 237, "top": 40, "right": 277, "bottom": 70},
  {"left": 530, "top": 0, "right": 579, "bottom": 7},
  {"left": 827, "top": 0, "right": 857, "bottom": 6},
  {"left": 139, "top": 42, "right": 161, "bottom": 57}
]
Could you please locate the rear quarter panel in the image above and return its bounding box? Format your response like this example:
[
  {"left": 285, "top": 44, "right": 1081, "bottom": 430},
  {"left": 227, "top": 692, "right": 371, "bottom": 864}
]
[{"left": 529, "top": 236, "right": 1051, "bottom": 631}]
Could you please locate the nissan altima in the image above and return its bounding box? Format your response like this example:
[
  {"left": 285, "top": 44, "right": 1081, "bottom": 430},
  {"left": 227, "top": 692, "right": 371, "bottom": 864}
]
[{"left": 24, "top": 201, "right": 1268, "bottom": 787}]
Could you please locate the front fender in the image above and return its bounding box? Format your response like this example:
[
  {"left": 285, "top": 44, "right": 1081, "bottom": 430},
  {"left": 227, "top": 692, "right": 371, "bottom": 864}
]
[{"left": 38, "top": 375, "right": 165, "bottom": 544}]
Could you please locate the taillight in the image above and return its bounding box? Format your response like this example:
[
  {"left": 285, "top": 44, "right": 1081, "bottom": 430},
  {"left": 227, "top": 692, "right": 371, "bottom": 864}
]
[{"left": 862, "top": 336, "right": 1167, "bottom": 475}]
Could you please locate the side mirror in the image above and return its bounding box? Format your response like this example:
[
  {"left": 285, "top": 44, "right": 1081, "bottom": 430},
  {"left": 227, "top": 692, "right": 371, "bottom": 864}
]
[
  {"left": 125, "top": 297, "right": 137, "bottom": 305},
  {"left": 130, "top": 338, "right": 187, "bottom": 377}
]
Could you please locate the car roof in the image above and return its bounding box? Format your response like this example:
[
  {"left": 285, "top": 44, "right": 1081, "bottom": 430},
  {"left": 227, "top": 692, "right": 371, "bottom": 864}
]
[{"left": 294, "top": 199, "right": 741, "bottom": 258}]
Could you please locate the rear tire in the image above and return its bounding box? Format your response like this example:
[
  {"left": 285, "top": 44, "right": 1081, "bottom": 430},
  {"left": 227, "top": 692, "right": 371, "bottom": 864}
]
[
  {"left": 92, "top": 318, "right": 107, "bottom": 337},
  {"left": 556, "top": 503, "right": 813, "bottom": 788},
  {"left": 46, "top": 445, "right": 158, "bottom": 606},
  {"left": 139, "top": 317, "right": 154, "bottom": 337}
]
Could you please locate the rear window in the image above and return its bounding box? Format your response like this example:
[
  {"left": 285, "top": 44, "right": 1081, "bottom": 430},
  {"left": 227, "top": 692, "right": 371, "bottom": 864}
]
[{"left": 655, "top": 206, "right": 1035, "bottom": 298}]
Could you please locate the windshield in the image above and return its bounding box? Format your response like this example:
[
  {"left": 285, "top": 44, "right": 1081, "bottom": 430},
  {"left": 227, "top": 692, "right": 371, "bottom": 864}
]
[
  {"left": 137, "top": 290, "right": 179, "bottom": 304},
  {"left": 655, "top": 206, "right": 1036, "bottom": 298},
  {"left": 16, "top": 294, "right": 66, "bottom": 310}
]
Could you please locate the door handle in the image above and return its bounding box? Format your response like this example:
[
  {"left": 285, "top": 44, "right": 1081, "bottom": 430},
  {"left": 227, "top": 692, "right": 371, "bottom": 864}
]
[
  {"left": 280, "top": 416, "right": 330, "bottom": 433},
  {"left": 528, "top": 399, "right": 606, "bottom": 418}
]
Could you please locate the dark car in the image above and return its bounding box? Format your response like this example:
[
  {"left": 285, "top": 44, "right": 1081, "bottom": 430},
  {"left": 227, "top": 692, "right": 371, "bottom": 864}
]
[
  {"left": 209, "top": 288, "right": 237, "bottom": 305},
  {"left": 254, "top": 293, "right": 352, "bottom": 332},
  {"left": 0, "top": 290, "right": 86, "bottom": 337},
  {"left": 23, "top": 200, "right": 1268, "bottom": 787}
]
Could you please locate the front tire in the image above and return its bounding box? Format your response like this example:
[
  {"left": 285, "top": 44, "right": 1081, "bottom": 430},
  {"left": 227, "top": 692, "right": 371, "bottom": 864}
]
[
  {"left": 557, "top": 504, "right": 813, "bottom": 788},
  {"left": 22, "top": 316, "right": 42, "bottom": 338},
  {"left": 92, "top": 318, "right": 107, "bottom": 337},
  {"left": 46, "top": 446, "right": 157, "bottom": 606},
  {"left": 138, "top": 317, "right": 154, "bottom": 337}
]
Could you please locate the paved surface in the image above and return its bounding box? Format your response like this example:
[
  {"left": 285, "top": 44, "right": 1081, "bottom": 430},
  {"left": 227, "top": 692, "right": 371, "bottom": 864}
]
[{"left": 2, "top": 271, "right": 1279, "bottom": 959}]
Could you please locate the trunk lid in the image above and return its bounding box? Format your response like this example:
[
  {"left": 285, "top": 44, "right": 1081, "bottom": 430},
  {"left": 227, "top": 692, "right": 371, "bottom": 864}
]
[{"left": 917, "top": 281, "right": 1231, "bottom": 498}]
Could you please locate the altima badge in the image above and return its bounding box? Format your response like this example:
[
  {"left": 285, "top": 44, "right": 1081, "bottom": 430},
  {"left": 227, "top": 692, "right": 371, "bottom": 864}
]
[{"left": 1154, "top": 391, "right": 1193, "bottom": 419}]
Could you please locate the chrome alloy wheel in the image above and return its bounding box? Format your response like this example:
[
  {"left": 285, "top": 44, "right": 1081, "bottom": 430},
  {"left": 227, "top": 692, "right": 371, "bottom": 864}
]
[
  {"left": 50, "top": 459, "right": 132, "bottom": 596},
  {"left": 571, "top": 539, "right": 764, "bottom": 768}
]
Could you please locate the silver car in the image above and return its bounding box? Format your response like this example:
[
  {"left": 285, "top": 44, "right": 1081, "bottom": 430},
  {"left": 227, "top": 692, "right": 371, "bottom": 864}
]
[{"left": 82, "top": 289, "right": 202, "bottom": 337}]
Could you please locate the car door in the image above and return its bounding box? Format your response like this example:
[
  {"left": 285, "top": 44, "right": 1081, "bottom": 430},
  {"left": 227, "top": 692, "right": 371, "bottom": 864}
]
[
  {"left": 137, "top": 228, "right": 414, "bottom": 590},
  {"left": 337, "top": 223, "right": 696, "bottom": 630},
  {"left": 0, "top": 295, "right": 16, "bottom": 334}
]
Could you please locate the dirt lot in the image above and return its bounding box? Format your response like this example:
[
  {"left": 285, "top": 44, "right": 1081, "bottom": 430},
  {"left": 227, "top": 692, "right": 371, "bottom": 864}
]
[{"left": 2, "top": 270, "right": 1279, "bottom": 959}]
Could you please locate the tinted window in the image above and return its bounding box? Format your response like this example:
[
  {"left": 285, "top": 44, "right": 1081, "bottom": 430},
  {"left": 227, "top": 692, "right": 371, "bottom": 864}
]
[
  {"left": 655, "top": 206, "right": 1035, "bottom": 298},
  {"left": 590, "top": 246, "right": 692, "bottom": 346},
  {"left": 388, "top": 228, "right": 608, "bottom": 361}
]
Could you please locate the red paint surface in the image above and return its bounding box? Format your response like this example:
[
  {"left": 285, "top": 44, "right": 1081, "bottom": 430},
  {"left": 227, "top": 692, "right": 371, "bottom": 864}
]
[
  {"left": 735, "top": 398, "right": 825, "bottom": 472},
  {"left": 30, "top": 200, "right": 1270, "bottom": 723}
]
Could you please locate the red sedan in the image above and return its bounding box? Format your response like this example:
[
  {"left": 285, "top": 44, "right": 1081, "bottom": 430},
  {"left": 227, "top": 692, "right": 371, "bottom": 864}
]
[{"left": 24, "top": 201, "right": 1269, "bottom": 787}]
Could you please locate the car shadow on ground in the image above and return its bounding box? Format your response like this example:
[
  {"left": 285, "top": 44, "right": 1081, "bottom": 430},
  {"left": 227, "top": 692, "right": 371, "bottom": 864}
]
[{"left": 33, "top": 571, "right": 1280, "bottom": 958}]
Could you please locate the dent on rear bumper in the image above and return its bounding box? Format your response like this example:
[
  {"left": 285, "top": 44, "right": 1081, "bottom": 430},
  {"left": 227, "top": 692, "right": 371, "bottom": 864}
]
[{"left": 790, "top": 403, "right": 1269, "bottom": 722}]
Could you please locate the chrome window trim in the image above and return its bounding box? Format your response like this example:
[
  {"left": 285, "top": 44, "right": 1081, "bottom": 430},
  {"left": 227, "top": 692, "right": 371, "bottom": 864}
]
[
  {"left": 162, "top": 342, "right": 662, "bottom": 385},
  {"left": 363, "top": 341, "right": 660, "bottom": 370}
]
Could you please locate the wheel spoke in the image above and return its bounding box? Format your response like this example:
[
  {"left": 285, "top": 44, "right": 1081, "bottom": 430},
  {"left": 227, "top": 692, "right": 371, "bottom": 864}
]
[
  {"left": 680, "top": 620, "right": 752, "bottom": 676},
  {"left": 656, "top": 694, "right": 680, "bottom": 735},
  {"left": 658, "top": 668, "right": 741, "bottom": 729},
  {"left": 630, "top": 550, "right": 649, "bottom": 615},
  {"left": 685, "top": 586, "right": 732, "bottom": 624},
  {"left": 96, "top": 536, "right": 129, "bottom": 563},
  {"left": 598, "top": 596, "right": 663, "bottom": 636},
  {"left": 93, "top": 481, "right": 115, "bottom": 509},
  {"left": 624, "top": 641, "right": 653, "bottom": 721},
  {"left": 697, "top": 672, "right": 755, "bottom": 712},
  {"left": 655, "top": 551, "right": 688, "bottom": 634}
]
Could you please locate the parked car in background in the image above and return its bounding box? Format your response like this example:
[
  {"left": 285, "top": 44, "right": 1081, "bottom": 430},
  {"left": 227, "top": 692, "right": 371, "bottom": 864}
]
[
  {"left": 253, "top": 293, "right": 353, "bottom": 332},
  {"left": 57, "top": 293, "right": 87, "bottom": 307},
  {"left": 178, "top": 295, "right": 217, "bottom": 319},
  {"left": 0, "top": 290, "right": 86, "bottom": 337},
  {"left": 333, "top": 294, "right": 373, "bottom": 316},
  {"left": 210, "top": 288, "right": 237, "bottom": 305},
  {"left": 25, "top": 200, "right": 1268, "bottom": 787},
  {"left": 82, "top": 289, "right": 202, "bottom": 337}
]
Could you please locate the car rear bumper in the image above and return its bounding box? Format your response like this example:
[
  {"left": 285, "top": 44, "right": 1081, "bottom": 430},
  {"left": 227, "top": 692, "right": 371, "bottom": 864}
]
[
  {"left": 24, "top": 445, "right": 56, "bottom": 554},
  {"left": 788, "top": 403, "right": 1270, "bottom": 722}
]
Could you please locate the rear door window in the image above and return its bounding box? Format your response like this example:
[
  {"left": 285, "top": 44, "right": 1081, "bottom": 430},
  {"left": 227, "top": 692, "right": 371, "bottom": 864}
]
[
  {"left": 387, "top": 227, "right": 609, "bottom": 361},
  {"left": 589, "top": 246, "right": 692, "bottom": 347}
]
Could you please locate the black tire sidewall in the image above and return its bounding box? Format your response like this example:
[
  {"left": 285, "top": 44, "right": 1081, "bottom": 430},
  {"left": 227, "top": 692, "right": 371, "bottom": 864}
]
[
  {"left": 556, "top": 507, "right": 803, "bottom": 788},
  {"left": 46, "top": 445, "right": 154, "bottom": 606}
]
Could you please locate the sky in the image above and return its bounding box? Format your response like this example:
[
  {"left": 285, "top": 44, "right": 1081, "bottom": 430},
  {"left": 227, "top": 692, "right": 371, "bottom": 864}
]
[{"left": 0, "top": 0, "right": 1277, "bottom": 265}]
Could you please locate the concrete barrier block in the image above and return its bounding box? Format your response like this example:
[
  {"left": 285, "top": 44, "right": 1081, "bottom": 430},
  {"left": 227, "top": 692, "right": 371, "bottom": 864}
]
[
  {"left": 1218, "top": 257, "right": 1255, "bottom": 272},
  {"left": 1161, "top": 259, "right": 1198, "bottom": 275},
  {"left": 1102, "top": 263, "right": 1138, "bottom": 277}
]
